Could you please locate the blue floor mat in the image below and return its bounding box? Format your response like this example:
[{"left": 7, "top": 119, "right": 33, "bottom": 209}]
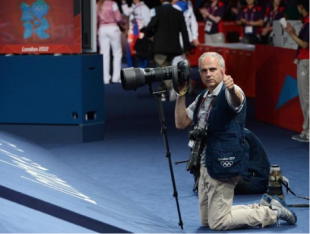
[
  {"left": 1, "top": 80, "right": 308, "bottom": 233},
  {"left": 45, "top": 84, "right": 309, "bottom": 233}
]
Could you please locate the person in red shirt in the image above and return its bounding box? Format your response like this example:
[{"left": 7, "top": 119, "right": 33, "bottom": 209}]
[
  {"left": 237, "top": 0, "right": 264, "bottom": 44},
  {"left": 261, "top": 0, "right": 285, "bottom": 44},
  {"left": 199, "top": 0, "right": 225, "bottom": 44},
  {"left": 284, "top": 0, "right": 309, "bottom": 142}
]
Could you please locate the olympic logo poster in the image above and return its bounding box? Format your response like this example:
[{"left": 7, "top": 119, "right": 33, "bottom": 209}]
[{"left": 0, "top": 0, "right": 82, "bottom": 54}]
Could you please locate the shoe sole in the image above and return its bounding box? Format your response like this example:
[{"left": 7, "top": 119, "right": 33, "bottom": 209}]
[
  {"left": 271, "top": 197, "right": 297, "bottom": 225},
  {"left": 292, "top": 137, "right": 309, "bottom": 142}
]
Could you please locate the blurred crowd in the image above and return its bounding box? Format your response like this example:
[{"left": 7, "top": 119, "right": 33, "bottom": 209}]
[
  {"left": 96, "top": 0, "right": 308, "bottom": 90},
  {"left": 96, "top": 0, "right": 308, "bottom": 140},
  {"left": 114, "top": 0, "right": 305, "bottom": 46}
]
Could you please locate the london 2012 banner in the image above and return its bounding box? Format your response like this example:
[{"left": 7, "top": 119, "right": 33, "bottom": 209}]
[{"left": 0, "top": 0, "right": 82, "bottom": 54}]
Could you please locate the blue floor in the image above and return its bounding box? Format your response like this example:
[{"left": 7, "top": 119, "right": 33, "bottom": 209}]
[
  {"left": 0, "top": 77, "right": 309, "bottom": 232},
  {"left": 44, "top": 83, "right": 309, "bottom": 233}
]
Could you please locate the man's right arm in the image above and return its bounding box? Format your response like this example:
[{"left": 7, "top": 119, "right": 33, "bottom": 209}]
[{"left": 175, "top": 96, "right": 192, "bottom": 129}]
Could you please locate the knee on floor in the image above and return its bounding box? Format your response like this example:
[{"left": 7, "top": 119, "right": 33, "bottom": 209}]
[{"left": 209, "top": 219, "right": 226, "bottom": 231}]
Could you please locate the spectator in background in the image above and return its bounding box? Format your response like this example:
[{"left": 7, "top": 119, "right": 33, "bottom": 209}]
[
  {"left": 97, "top": 0, "right": 124, "bottom": 84},
  {"left": 237, "top": 0, "right": 264, "bottom": 44},
  {"left": 239, "top": 0, "right": 247, "bottom": 8},
  {"left": 222, "top": 0, "right": 240, "bottom": 21},
  {"left": 172, "top": 0, "right": 200, "bottom": 99},
  {"left": 173, "top": 0, "right": 200, "bottom": 48},
  {"left": 199, "top": 0, "right": 225, "bottom": 44},
  {"left": 284, "top": 0, "right": 309, "bottom": 142},
  {"left": 257, "top": 0, "right": 270, "bottom": 13},
  {"left": 261, "top": 0, "right": 285, "bottom": 44},
  {"left": 143, "top": 0, "right": 191, "bottom": 101},
  {"left": 283, "top": 0, "right": 301, "bottom": 20},
  {"left": 121, "top": 0, "right": 151, "bottom": 68}
]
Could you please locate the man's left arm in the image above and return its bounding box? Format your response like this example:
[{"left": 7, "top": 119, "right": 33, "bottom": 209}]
[{"left": 223, "top": 74, "right": 244, "bottom": 109}]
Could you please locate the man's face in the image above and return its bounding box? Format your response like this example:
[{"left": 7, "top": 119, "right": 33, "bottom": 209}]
[{"left": 199, "top": 56, "right": 225, "bottom": 92}]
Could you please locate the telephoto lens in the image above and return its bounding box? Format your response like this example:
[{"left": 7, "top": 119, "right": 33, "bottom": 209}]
[
  {"left": 120, "top": 60, "right": 190, "bottom": 96},
  {"left": 121, "top": 66, "right": 175, "bottom": 90}
]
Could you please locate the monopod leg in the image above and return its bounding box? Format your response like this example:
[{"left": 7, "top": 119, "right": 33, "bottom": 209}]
[{"left": 153, "top": 91, "right": 184, "bottom": 230}]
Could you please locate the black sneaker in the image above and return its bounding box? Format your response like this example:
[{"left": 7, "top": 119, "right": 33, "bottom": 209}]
[{"left": 292, "top": 133, "right": 309, "bottom": 142}]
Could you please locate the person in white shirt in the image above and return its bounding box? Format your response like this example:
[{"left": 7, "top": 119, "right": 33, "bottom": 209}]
[
  {"left": 122, "top": 0, "right": 150, "bottom": 28},
  {"left": 121, "top": 0, "right": 151, "bottom": 67},
  {"left": 173, "top": 0, "right": 199, "bottom": 48}
]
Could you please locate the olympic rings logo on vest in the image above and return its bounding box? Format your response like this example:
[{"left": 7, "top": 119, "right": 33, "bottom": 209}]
[{"left": 220, "top": 161, "right": 234, "bottom": 168}]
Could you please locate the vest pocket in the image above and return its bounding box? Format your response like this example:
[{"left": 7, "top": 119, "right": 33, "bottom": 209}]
[{"left": 205, "top": 148, "right": 242, "bottom": 178}]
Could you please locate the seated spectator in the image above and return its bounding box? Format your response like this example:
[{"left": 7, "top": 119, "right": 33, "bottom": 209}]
[
  {"left": 199, "top": 0, "right": 225, "bottom": 44},
  {"left": 261, "top": 0, "right": 285, "bottom": 44},
  {"left": 237, "top": 0, "right": 264, "bottom": 44}
]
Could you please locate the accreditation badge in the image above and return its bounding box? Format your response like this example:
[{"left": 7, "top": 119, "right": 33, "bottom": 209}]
[
  {"left": 245, "top": 26, "right": 253, "bottom": 34},
  {"left": 205, "top": 21, "right": 213, "bottom": 32}
]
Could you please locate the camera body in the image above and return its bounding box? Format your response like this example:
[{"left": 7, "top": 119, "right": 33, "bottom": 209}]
[
  {"left": 186, "top": 125, "right": 208, "bottom": 173},
  {"left": 189, "top": 125, "right": 208, "bottom": 141}
]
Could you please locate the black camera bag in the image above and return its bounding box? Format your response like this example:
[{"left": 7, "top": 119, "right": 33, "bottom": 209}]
[{"left": 134, "top": 38, "right": 153, "bottom": 60}]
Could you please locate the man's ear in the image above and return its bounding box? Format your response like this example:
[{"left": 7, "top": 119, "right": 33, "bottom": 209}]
[{"left": 221, "top": 67, "right": 226, "bottom": 76}]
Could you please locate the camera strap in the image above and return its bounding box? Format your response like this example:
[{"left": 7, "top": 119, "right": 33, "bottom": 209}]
[
  {"left": 280, "top": 177, "right": 309, "bottom": 201},
  {"left": 193, "top": 90, "right": 207, "bottom": 125},
  {"left": 197, "top": 96, "right": 217, "bottom": 127},
  {"left": 193, "top": 90, "right": 217, "bottom": 126}
]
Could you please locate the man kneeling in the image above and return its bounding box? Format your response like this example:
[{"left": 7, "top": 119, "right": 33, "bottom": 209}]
[{"left": 175, "top": 52, "right": 297, "bottom": 230}]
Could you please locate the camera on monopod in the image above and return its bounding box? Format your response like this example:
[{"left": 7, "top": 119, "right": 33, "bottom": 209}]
[{"left": 121, "top": 60, "right": 190, "bottom": 95}]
